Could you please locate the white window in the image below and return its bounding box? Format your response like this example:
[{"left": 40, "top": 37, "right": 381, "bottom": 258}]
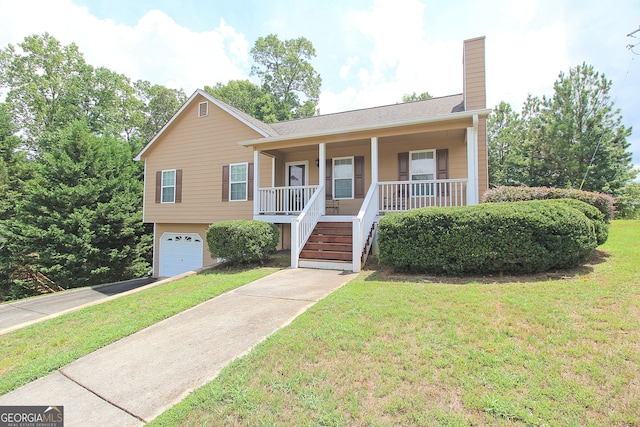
[
  {"left": 333, "top": 157, "right": 354, "bottom": 199},
  {"left": 410, "top": 150, "right": 436, "bottom": 196},
  {"left": 161, "top": 170, "right": 176, "bottom": 203},
  {"left": 230, "top": 163, "right": 248, "bottom": 201},
  {"left": 198, "top": 101, "right": 208, "bottom": 117}
]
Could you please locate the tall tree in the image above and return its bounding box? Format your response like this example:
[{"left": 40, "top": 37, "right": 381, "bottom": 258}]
[
  {"left": 542, "top": 63, "right": 634, "bottom": 192},
  {"left": 250, "top": 34, "right": 322, "bottom": 120},
  {"left": 401, "top": 91, "right": 433, "bottom": 102},
  {"left": 135, "top": 80, "right": 187, "bottom": 146},
  {"left": 487, "top": 101, "right": 527, "bottom": 186},
  {"left": 0, "top": 33, "right": 94, "bottom": 151},
  {"left": 0, "top": 103, "right": 32, "bottom": 221},
  {"left": 487, "top": 63, "right": 636, "bottom": 193},
  {"left": 204, "top": 80, "right": 278, "bottom": 123},
  {"left": 1, "top": 121, "right": 151, "bottom": 292}
]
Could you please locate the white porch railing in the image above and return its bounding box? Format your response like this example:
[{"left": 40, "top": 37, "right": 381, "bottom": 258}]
[
  {"left": 378, "top": 179, "right": 467, "bottom": 212},
  {"left": 353, "top": 183, "right": 379, "bottom": 272},
  {"left": 258, "top": 185, "right": 319, "bottom": 215},
  {"left": 291, "top": 185, "right": 324, "bottom": 268}
]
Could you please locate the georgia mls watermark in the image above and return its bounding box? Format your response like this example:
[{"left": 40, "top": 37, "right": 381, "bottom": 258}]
[{"left": 0, "top": 406, "right": 63, "bottom": 427}]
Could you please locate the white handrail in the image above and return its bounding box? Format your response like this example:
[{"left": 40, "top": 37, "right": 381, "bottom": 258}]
[
  {"left": 352, "top": 183, "right": 379, "bottom": 272},
  {"left": 378, "top": 179, "right": 467, "bottom": 212},
  {"left": 291, "top": 185, "right": 324, "bottom": 268},
  {"left": 258, "top": 185, "right": 319, "bottom": 215}
]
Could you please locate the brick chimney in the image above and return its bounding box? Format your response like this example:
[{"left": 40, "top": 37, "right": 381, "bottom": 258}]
[{"left": 463, "top": 36, "right": 486, "bottom": 111}]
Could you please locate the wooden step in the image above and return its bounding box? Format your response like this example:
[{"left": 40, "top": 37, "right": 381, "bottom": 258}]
[
  {"left": 316, "top": 222, "right": 351, "bottom": 228},
  {"left": 313, "top": 228, "right": 352, "bottom": 237},
  {"left": 307, "top": 235, "right": 352, "bottom": 244},
  {"left": 303, "top": 242, "right": 352, "bottom": 252},
  {"left": 300, "top": 250, "right": 352, "bottom": 261}
]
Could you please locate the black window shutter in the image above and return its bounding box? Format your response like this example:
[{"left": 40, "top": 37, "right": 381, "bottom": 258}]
[
  {"left": 175, "top": 169, "right": 182, "bottom": 203},
  {"left": 354, "top": 156, "right": 365, "bottom": 198},
  {"left": 436, "top": 149, "right": 449, "bottom": 179},
  {"left": 155, "top": 171, "right": 162, "bottom": 203},
  {"left": 325, "top": 158, "right": 333, "bottom": 199},
  {"left": 248, "top": 162, "right": 254, "bottom": 201},
  {"left": 222, "top": 165, "right": 229, "bottom": 202},
  {"left": 398, "top": 152, "right": 409, "bottom": 181}
]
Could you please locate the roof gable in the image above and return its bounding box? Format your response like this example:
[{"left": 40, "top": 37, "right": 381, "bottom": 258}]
[{"left": 134, "top": 89, "right": 277, "bottom": 161}]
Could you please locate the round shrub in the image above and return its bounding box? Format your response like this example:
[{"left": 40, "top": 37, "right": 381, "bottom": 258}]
[
  {"left": 377, "top": 200, "right": 598, "bottom": 275},
  {"left": 482, "top": 186, "right": 616, "bottom": 220},
  {"left": 551, "top": 199, "right": 608, "bottom": 245},
  {"left": 206, "top": 220, "right": 279, "bottom": 264}
]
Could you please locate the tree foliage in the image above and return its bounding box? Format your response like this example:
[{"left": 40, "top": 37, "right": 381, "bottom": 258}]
[
  {"left": 488, "top": 63, "right": 635, "bottom": 194},
  {"left": 135, "top": 80, "right": 187, "bottom": 147},
  {"left": 0, "top": 103, "right": 33, "bottom": 221},
  {"left": 401, "top": 91, "right": 433, "bottom": 102},
  {"left": 1, "top": 121, "right": 151, "bottom": 292},
  {"left": 250, "top": 34, "right": 322, "bottom": 120},
  {"left": 0, "top": 33, "right": 180, "bottom": 298},
  {"left": 204, "top": 80, "right": 279, "bottom": 123}
]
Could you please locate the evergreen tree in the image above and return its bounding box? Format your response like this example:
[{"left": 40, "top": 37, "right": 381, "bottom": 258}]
[
  {"left": 487, "top": 64, "right": 636, "bottom": 193},
  {"left": 1, "top": 121, "right": 151, "bottom": 292},
  {"left": 0, "top": 103, "right": 32, "bottom": 221}
]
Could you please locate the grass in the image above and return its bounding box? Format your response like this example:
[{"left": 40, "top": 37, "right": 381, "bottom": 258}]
[
  {"left": 0, "top": 264, "right": 283, "bottom": 395},
  {"left": 149, "top": 220, "right": 640, "bottom": 426}
]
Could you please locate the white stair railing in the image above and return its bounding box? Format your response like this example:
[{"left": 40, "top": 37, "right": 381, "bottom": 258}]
[
  {"left": 352, "top": 183, "right": 379, "bottom": 272},
  {"left": 291, "top": 185, "right": 324, "bottom": 268}
]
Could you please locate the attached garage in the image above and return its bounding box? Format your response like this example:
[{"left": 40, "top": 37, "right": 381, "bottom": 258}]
[{"left": 159, "top": 233, "right": 204, "bottom": 277}]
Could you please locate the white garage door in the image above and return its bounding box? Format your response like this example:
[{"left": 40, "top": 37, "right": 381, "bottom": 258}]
[{"left": 159, "top": 233, "right": 203, "bottom": 277}]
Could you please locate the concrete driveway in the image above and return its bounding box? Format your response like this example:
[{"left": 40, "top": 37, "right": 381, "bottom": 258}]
[
  {"left": 0, "top": 268, "right": 357, "bottom": 426},
  {"left": 0, "top": 278, "right": 155, "bottom": 334}
]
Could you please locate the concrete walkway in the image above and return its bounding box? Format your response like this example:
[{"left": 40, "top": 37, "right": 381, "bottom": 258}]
[
  {"left": 0, "top": 278, "right": 156, "bottom": 335},
  {"left": 0, "top": 268, "right": 357, "bottom": 426}
]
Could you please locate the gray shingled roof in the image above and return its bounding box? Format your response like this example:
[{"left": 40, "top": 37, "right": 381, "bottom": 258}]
[{"left": 269, "top": 94, "right": 464, "bottom": 137}]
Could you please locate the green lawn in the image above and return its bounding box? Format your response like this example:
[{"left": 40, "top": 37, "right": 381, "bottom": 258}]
[
  {"left": 0, "top": 266, "right": 281, "bottom": 395},
  {"left": 150, "top": 221, "right": 640, "bottom": 426}
]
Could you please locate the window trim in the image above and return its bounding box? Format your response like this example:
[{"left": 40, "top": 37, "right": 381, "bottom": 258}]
[
  {"left": 229, "top": 162, "right": 248, "bottom": 202},
  {"left": 409, "top": 149, "right": 436, "bottom": 197},
  {"left": 161, "top": 169, "right": 176, "bottom": 204},
  {"left": 332, "top": 156, "right": 354, "bottom": 200}
]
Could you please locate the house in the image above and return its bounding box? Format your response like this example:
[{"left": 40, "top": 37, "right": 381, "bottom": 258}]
[{"left": 134, "top": 36, "right": 490, "bottom": 277}]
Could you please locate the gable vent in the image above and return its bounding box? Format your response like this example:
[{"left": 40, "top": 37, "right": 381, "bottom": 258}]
[{"left": 198, "top": 101, "right": 208, "bottom": 117}]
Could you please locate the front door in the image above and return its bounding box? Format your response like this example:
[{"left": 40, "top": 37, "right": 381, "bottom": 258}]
[{"left": 286, "top": 162, "right": 308, "bottom": 212}]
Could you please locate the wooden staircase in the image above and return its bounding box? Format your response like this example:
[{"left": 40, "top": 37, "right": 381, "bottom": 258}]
[{"left": 299, "top": 222, "right": 352, "bottom": 263}]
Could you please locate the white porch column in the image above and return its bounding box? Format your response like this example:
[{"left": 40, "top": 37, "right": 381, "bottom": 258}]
[
  {"left": 319, "top": 143, "right": 326, "bottom": 213},
  {"left": 466, "top": 114, "right": 479, "bottom": 205},
  {"left": 371, "top": 137, "right": 379, "bottom": 184},
  {"left": 271, "top": 157, "right": 275, "bottom": 187},
  {"left": 253, "top": 150, "right": 260, "bottom": 216}
]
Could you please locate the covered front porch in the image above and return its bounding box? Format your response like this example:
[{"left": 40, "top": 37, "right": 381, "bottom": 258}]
[{"left": 246, "top": 112, "right": 485, "bottom": 272}]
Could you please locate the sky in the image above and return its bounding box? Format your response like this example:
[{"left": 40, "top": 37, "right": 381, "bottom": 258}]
[{"left": 1, "top": 0, "right": 639, "bottom": 174}]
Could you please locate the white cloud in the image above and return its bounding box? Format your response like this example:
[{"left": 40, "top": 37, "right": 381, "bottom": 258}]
[
  {"left": 339, "top": 56, "right": 359, "bottom": 79},
  {"left": 0, "top": 0, "right": 250, "bottom": 94},
  {"left": 486, "top": 21, "right": 570, "bottom": 110}
]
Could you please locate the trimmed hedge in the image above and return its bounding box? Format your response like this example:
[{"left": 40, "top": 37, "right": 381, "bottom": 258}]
[
  {"left": 553, "top": 199, "right": 608, "bottom": 245},
  {"left": 482, "top": 186, "right": 616, "bottom": 220},
  {"left": 206, "top": 220, "right": 279, "bottom": 264},
  {"left": 377, "top": 200, "right": 598, "bottom": 275}
]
